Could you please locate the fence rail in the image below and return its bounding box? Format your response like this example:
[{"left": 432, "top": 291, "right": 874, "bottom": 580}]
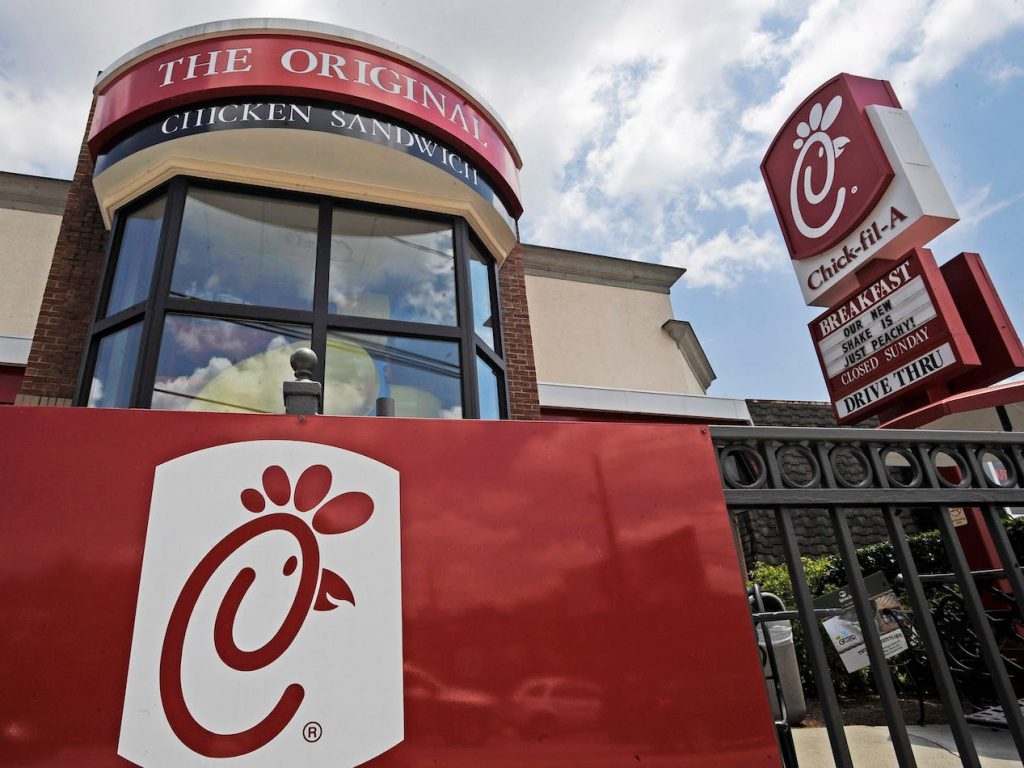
[{"left": 710, "top": 426, "right": 1024, "bottom": 768}]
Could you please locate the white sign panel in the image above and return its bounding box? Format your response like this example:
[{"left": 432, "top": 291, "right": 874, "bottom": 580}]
[
  {"left": 814, "top": 573, "right": 908, "bottom": 674},
  {"left": 818, "top": 275, "right": 937, "bottom": 378},
  {"left": 119, "top": 440, "right": 403, "bottom": 768}
]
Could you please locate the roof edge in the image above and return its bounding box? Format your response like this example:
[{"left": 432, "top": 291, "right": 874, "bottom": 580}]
[
  {"left": 0, "top": 171, "right": 71, "bottom": 215},
  {"left": 662, "top": 320, "right": 716, "bottom": 392},
  {"left": 521, "top": 243, "right": 685, "bottom": 294}
]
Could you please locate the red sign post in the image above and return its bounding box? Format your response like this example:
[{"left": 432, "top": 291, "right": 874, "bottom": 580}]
[{"left": 765, "top": 72, "right": 1020, "bottom": 424}]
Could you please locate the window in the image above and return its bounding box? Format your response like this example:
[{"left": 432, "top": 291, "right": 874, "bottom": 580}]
[
  {"left": 105, "top": 197, "right": 165, "bottom": 316},
  {"left": 329, "top": 208, "right": 456, "bottom": 324},
  {"left": 87, "top": 323, "right": 143, "bottom": 408},
  {"left": 171, "top": 189, "right": 318, "bottom": 310},
  {"left": 77, "top": 179, "right": 508, "bottom": 418}
]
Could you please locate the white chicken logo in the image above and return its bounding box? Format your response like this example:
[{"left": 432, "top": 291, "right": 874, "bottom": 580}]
[
  {"left": 119, "top": 440, "right": 403, "bottom": 768},
  {"left": 789, "top": 95, "right": 851, "bottom": 239}
]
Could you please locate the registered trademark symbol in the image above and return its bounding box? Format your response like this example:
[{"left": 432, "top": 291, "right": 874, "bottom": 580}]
[{"left": 303, "top": 721, "right": 322, "bottom": 743}]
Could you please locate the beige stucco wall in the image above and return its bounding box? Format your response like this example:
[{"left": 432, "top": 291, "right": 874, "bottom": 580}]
[
  {"left": 526, "top": 274, "right": 705, "bottom": 394},
  {"left": 0, "top": 207, "right": 61, "bottom": 361}
]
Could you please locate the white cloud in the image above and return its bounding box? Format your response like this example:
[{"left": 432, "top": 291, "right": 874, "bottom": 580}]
[
  {"left": 151, "top": 356, "right": 233, "bottom": 409},
  {"left": 87, "top": 377, "right": 104, "bottom": 407},
  {"left": 0, "top": 0, "right": 1020, "bottom": 299},
  {"left": 956, "top": 184, "right": 1024, "bottom": 231},
  {"left": 890, "top": 0, "right": 1024, "bottom": 104},
  {"left": 986, "top": 61, "right": 1024, "bottom": 86},
  {"left": 662, "top": 227, "right": 787, "bottom": 289},
  {"left": 0, "top": 79, "right": 88, "bottom": 177},
  {"left": 741, "top": 0, "right": 931, "bottom": 136},
  {"left": 743, "top": 0, "right": 1024, "bottom": 141},
  {"left": 711, "top": 179, "right": 774, "bottom": 218}
]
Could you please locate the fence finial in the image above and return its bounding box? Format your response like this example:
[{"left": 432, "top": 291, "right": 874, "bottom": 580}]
[{"left": 284, "top": 348, "right": 322, "bottom": 415}]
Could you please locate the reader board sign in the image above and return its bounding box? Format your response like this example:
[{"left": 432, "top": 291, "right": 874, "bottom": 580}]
[
  {"left": 761, "top": 74, "right": 958, "bottom": 306},
  {"left": 0, "top": 407, "right": 779, "bottom": 768},
  {"left": 810, "top": 247, "right": 979, "bottom": 424}
]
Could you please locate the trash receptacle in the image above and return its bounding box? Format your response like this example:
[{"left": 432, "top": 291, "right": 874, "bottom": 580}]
[{"left": 753, "top": 591, "right": 806, "bottom": 725}]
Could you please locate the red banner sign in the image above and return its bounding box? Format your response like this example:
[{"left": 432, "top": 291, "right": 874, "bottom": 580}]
[
  {"left": 89, "top": 33, "right": 523, "bottom": 215},
  {"left": 0, "top": 407, "right": 778, "bottom": 767},
  {"left": 809, "top": 247, "right": 979, "bottom": 423}
]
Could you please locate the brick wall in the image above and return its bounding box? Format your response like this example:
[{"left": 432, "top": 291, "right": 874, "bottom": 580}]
[
  {"left": 498, "top": 243, "right": 540, "bottom": 420},
  {"left": 17, "top": 103, "right": 107, "bottom": 407}
]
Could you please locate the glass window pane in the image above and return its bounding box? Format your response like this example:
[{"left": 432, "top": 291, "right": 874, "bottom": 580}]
[
  {"left": 88, "top": 323, "right": 142, "bottom": 407},
  {"left": 152, "top": 315, "right": 310, "bottom": 413},
  {"left": 329, "top": 209, "right": 455, "bottom": 325},
  {"left": 324, "top": 331, "right": 461, "bottom": 418},
  {"left": 476, "top": 356, "right": 502, "bottom": 420},
  {"left": 171, "top": 189, "right": 317, "bottom": 310},
  {"left": 468, "top": 242, "right": 495, "bottom": 348},
  {"left": 106, "top": 197, "right": 165, "bottom": 316}
]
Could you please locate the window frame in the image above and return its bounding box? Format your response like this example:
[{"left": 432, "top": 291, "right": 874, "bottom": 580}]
[{"left": 75, "top": 176, "right": 508, "bottom": 419}]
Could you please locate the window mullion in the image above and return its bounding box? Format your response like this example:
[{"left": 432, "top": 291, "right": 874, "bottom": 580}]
[
  {"left": 163, "top": 298, "right": 316, "bottom": 325},
  {"left": 476, "top": 341, "right": 506, "bottom": 372},
  {"left": 454, "top": 219, "right": 479, "bottom": 418},
  {"left": 483, "top": 237, "right": 505, "bottom": 358},
  {"left": 312, "top": 200, "right": 332, "bottom": 409},
  {"left": 492, "top": 252, "right": 510, "bottom": 418},
  {"left": 324, "top": 316, "right": 462, "bottom": 340},
  {"left": 133, "top": 177, "right": 187, "bottom": 408}
]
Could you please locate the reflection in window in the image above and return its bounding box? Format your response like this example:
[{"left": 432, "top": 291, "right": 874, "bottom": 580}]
[
  {"left": 323, "top": 331, "right": 461, "bottom": 418},
  {"left": 468, "top": 242, "right": 495, "bottom": 348},
  {"left": 476, "top": 356, "right": 501, "bottom": 420},
  {"left": 84, "top": 181, "right": 507, "bottom": 419},
  {"left": 88, "top": 323, "right": 142, "bottom": 407},
  {"left": 171, "top": 189, "right": 317, "bottom": 310},
  {"left": 152, "top": 315, "right": 310, "bottom": 413},
  {"left": 329, "top": 209, "right": 455, "bottom": 325},
  {"left": 106, "top": 197, "right": 165, "bottom": 316}
]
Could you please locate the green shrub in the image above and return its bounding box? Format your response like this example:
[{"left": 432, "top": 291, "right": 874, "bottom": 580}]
[{"left": 748, "top": 515, "right": 1024, "bottom": 700}]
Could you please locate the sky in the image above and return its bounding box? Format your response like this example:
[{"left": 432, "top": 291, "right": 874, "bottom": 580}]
[{"left": 1, "top": 0, "right": 1021, "bottom": 402}]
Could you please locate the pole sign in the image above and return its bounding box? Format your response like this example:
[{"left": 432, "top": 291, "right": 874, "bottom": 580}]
[
  {"left": 761, "top": 74, "right": 958, "bottom": 307},
  {"left": 809, "top": 248, "right": 978, "bottom": 424},
  {"left": 762, "top": 72, "right": 1024, "bottom": 424}
]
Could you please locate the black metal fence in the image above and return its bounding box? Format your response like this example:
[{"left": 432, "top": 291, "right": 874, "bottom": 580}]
[{"left": 710, "top": 425, "right": 1024, "bottom": 768}]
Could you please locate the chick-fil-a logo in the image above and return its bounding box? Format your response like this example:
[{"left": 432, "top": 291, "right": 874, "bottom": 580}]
[
  {"left": 761, "top": 74, "right": 899, "bottom": 262},
  {"left": 119, "top": 441, "right": 403, "bottom": 768},
  {"left": 789, "top": 95, "right": 850, "bottom": 240}
]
